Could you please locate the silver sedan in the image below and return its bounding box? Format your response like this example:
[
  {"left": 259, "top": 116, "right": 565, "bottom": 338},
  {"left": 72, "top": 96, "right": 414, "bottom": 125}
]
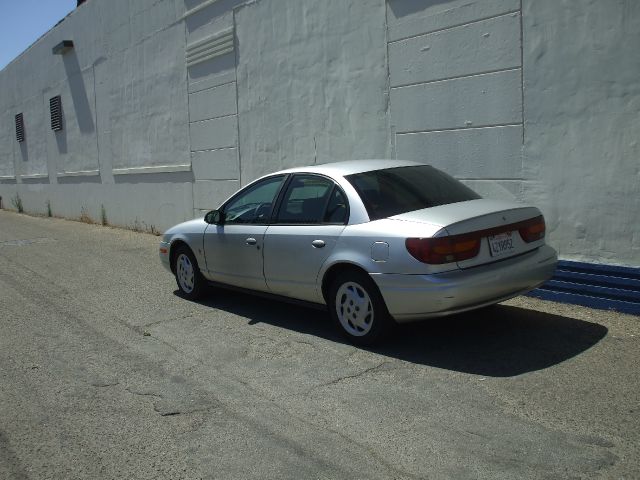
[{"left": 160, "top": 160, "right": 557, "bottom": 345}]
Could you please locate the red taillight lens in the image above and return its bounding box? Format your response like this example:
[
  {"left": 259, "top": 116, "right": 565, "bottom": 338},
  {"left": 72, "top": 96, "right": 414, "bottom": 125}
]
[
  {"left": 406, "top": 235, "right": 481, "bottom": 264},
  {"left": 406, "top": 215, "right": 546, "bottom": 264},
  {"left": 518, "top": 215, "right": 546, "bottom": 243},
  {"left": 405, "top": 215, "right": 546, "bottom": 265}
]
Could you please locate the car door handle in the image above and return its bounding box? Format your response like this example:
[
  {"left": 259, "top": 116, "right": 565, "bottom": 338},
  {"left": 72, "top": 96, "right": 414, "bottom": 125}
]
[
  {"left": 311, "top": 240, "right": 325, "bottom": 248},
  {"left": 246, "top": 237, "right": 257, "bottom": 245}
]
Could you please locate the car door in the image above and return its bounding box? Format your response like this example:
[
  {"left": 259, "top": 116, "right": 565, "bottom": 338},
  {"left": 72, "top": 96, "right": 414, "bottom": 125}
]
[
  {"left": 263, "top": 174, "right": 348, "bottom": 303},
  {"left": 203, "top": 175, "right": 286, "bottom": 291}
]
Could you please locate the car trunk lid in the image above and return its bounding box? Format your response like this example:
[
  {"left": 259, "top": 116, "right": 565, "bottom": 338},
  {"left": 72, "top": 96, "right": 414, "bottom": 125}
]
[{"left": 392, "top": 199, "right": 545, "bottom": 269}]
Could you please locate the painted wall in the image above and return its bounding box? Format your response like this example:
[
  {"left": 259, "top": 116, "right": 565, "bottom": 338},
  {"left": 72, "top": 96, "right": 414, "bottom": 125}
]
[
  {"left": 185, "top": 1, "right": 243, "bottom": 217},
  {"left": 386, "top": 0, "right": 524, "bottom": 202},
  {"left": 521, "top": 0, "right": 640, "bottom": 265},
  {"left": 235, "top": 0, "right": 391, "bottom": 181},
  {"left": 0, "top": 0, "right": 194, "bottom": 230},
  {"left": 0, "top": 0, "right": 638, "bottom": 266}
]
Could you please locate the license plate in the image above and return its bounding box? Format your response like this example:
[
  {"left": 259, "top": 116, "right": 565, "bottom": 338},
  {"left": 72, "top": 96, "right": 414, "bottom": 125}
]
[{"left": 488, "top": 232, "right": 515, "bottom": 257}]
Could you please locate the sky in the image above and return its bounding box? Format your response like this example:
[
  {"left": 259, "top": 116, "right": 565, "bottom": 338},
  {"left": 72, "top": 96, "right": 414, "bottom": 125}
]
[{"left": 0, "top": 0, "right": 77, "bottom": 70}]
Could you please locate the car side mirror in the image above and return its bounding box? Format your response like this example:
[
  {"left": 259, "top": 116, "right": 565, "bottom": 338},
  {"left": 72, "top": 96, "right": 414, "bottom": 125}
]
[{"left": 204, "top": 209, "right": 225, "bottom": 225}]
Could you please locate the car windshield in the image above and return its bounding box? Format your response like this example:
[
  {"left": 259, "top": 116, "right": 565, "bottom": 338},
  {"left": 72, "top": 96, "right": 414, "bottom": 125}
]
[{"left": 345, "top": 165, "right": 481, "bottom": 221}]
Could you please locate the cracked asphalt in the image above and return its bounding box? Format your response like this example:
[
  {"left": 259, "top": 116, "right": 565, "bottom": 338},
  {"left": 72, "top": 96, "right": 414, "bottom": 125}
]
[{"left": 0, "top": 210, "right": 638, "bottom": 479}]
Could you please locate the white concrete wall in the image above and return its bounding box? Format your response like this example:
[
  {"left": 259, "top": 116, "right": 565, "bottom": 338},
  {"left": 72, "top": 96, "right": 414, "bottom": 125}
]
[
  {"left": 387, "top": 0, "right": 524, "bottom": 201},
  {"left": 0, "top": 0, "right": 194, "bottom": 231},
  {"left": 521, "top": 0, "right": 640, "bottom": 265},
  {"left": 185, "top": 3, "right": 242, "bottom": 216},
  {"left": 0, "top": 0, "right": 638, "bottom": 266},
  {"left": 235, "top": 0, "right": 391, "bottom": 182},
  {"left": 0, "top": 111, "right": 15, "bottom": 177}
]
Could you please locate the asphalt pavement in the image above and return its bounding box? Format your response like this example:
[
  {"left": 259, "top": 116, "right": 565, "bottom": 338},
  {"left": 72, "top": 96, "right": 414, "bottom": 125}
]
[{"left": 0, "top": 210, "right": 638, "bottom": 479}]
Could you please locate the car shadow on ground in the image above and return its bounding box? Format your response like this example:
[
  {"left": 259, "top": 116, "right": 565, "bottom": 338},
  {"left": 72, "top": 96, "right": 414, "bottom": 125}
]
[{"left": 180, "top": 288, "right": 608, "bottom": 377}]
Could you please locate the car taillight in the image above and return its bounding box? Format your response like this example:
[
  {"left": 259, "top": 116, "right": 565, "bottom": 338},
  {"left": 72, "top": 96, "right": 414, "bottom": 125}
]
[
  {"left": 406, "top": 235, "right": 481, "bottom": 264},
  {"left": 406, "top": 215, "right": 546, "bottom": 264},
  {"left": 518, "top": 215, "right": 546, "bottom": 243}
]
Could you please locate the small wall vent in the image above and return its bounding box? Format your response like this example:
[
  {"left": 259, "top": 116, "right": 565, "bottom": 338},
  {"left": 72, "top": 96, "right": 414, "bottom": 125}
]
[
  {"left": 52, "top": 40, "right": 74, "bottom": 55},
  {"left": 186, "top": 28, "right": 234, "bottom": 68},
  {"left": 15, "top": 113, "right": 25, "bottom": 142},
  {"left": 50, "top": 96, "right": 63, "bottom": 131}
]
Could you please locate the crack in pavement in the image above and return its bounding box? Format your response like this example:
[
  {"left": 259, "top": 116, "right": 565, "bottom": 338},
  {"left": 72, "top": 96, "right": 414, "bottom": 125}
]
[
  {"left": 125, "top": 388, "right": 163, "bottom": 399},
  {"left": 302, "top": 361, "right": 392, "bottom": 394},
  {"left": 0, "top": 248, "right": 408, "bottom": 477},
  {"left": 0, "top": 259, "right": 410, "bottom": 477},
  {"left": 0, "top": 237, "right": 56, "bottom": 247},
  {"left": 90, "top": 381, "right": 120, "bottom": 388}
]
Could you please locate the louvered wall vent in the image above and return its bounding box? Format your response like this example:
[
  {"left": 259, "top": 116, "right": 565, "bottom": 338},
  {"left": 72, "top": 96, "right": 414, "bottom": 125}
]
[
  {"left": 15, "top": 113, "right": 25, "bottom": 142},
  {"left": 50, "top": 95, "right": 63, "bottom": 131},
  {"left": 186, "top": 28, "right": 234, "bottom": 68}
]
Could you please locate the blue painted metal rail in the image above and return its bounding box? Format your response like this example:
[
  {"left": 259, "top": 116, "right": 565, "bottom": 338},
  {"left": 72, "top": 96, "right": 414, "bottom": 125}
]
[{"left": 527, "top": 260, "right": 640, "bottom": 316}]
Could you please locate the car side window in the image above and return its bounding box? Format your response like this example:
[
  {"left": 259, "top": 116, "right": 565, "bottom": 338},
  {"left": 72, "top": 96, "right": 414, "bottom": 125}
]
[
  {"left": 276, "top": 175, "right": 338, "bottom": 224},
  {"left": 223, "top": 175, "right": 285, "bottom": 224},
  {"left": 324, "top": 187, "right": 348, "bottom": 224}
]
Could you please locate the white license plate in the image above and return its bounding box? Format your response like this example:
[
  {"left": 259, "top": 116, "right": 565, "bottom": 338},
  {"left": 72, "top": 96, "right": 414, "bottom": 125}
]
[{"left": 488, "top": 232, "right": 515, "bottom": 257}]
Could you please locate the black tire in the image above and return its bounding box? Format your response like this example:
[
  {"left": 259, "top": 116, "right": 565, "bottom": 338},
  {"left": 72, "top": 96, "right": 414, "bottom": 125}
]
[
  {"left": 328, "top": 270, "right": 394, "bottom": 346},
  {"left": 173, "top": 245, "right": 205, "bottom": 300}
]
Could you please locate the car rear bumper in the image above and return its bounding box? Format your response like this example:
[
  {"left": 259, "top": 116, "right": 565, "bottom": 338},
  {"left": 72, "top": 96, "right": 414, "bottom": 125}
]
[{"left": 371, "top": 245, "right": 557, "bottom": 322}]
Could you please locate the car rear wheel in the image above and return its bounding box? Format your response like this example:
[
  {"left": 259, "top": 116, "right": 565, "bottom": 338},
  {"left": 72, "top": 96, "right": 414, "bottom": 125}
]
[
  {"left": 174, "top": 246, "right": 205, "bottom": 300},
  {"left": 329, "top": 270, "right": 393, "bottom": 346}
]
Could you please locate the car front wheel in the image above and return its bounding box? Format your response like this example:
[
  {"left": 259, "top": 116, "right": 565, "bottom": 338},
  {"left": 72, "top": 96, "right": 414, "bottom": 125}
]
[
  {"left": 174, "top": 246, "right": 205, "bottom": 300},
  {"left": 328, "top": 271, "right": 393, "bottom": 346}
]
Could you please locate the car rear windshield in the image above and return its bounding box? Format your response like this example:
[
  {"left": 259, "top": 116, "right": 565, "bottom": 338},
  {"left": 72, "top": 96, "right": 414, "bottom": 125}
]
[{"left": 345, "top": 165, "right": 481, "bottom": 221}]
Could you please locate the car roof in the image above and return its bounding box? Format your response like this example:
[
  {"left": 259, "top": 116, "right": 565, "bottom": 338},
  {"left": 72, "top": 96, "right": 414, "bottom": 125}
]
[{"left": 275, "top": 159, "right": 428, "bottom": 178}]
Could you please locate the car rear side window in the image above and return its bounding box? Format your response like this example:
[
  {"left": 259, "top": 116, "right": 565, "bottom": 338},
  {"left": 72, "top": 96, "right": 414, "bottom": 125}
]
[
  {"left": 276, "top": 175, "right": 345, "bottom": 224},
  {"left": 346, "top": 165, "right": 481, "bottom": 221},
  {"left": 323, "top": 187, "right": 348, "bottom": 224}
]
